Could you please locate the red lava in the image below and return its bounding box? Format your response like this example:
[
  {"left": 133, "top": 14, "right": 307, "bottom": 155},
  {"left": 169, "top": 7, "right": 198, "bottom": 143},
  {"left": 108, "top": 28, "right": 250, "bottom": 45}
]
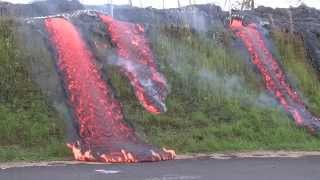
[
  {"left": 99, "top": 14, "right": 168, "bottom": 114},
  {"left": 230, "top": 20, "right": 320, "bottom": 133},
  {"left": 45, "top": 17, "right": 175, "bottom": 163}
]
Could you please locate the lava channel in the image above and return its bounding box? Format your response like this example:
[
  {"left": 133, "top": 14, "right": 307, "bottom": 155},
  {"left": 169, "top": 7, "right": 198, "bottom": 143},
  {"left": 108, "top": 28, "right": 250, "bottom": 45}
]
[
  {"left": 230, "top": 20, "right": 320, "bottom": 133},
  {"left": 99, "top": 14, "right": 168, "bottom": 114},
  {"left": 45, "top": 17, "right": 175, "bottom": 163}
]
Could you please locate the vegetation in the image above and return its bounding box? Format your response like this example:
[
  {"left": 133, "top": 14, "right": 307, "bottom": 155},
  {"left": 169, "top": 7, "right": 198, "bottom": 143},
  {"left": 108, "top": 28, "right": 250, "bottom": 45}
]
[
  {"left": 1, "top": 16, "right": 320, "bottom": 162},
  {"left": 0, "top": 18, "right": 69, "bottom": 162},
  {"left": 272, "top": 30, "right": 320, "bottom": 116},
  {"left": 106, "top": 26, "right": 320, "bottom": 153}
]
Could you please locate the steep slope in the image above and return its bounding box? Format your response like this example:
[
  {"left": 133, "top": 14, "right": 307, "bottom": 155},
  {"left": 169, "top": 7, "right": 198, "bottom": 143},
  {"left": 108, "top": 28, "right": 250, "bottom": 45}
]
[
  {"left": 230, "top": 20, "right": 320, "bottom": 132},
  {"left": 44, "top": 17, "right": 174, "bottom": 162},
  {"left": 0, "top": 18, "right": 68, "bottom": 161},
  {"left": 1, "top": 1, "right": 320, "bottom": 161},
  {"left": 252, "top": 6, "right": 320, "bottom": 74}
]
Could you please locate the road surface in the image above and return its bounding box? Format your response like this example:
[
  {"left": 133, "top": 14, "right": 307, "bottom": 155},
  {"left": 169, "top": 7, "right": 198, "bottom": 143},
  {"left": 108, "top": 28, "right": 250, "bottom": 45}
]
[{"left": 1, "top": 157, "right": 320, "bottom": 180}]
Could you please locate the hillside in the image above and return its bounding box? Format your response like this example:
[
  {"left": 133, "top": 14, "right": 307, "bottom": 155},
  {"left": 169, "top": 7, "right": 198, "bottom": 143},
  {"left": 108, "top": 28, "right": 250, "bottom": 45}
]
[{"left": 0, "top": 1, "right": 320, "bottom": 162}]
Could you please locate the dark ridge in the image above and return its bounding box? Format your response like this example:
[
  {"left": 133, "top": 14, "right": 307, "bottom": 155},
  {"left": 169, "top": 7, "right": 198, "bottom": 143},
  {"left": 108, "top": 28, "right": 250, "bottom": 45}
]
[{"left": 250, "top": 5, "right": 320, "bottom": 75}]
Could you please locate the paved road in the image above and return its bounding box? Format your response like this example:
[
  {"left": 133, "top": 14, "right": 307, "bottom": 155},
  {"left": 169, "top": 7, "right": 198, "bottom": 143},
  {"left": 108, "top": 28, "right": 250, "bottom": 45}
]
[{"left": 1, "top": 157, "right": 320, "bottom": 180}]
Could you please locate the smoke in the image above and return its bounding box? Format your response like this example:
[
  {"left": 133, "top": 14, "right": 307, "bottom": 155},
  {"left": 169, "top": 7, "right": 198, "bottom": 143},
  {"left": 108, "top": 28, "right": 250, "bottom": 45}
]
[
  {"left": 197, "top": 68, "right": 278, "bottom": 107},
  {"left": 230, "top": 19, "right": 320, "bottom": 132},
  {"left": 107, "top": 57, "right": 167, "bottom": 111},
  {"left": 163, "top": 37, "right": 277, "bottom": 108},
  {"left": 255, "top": 93, "right": 279, "bottom": 108},
  {"left": 16, "top": 19, "right": 79, "bottom": 143},
  {"left": 197, "top": 68, "right": 243, "bottom": 96},
  {"left": 178, "top": 7, "right": 208, "bottom": 32}
]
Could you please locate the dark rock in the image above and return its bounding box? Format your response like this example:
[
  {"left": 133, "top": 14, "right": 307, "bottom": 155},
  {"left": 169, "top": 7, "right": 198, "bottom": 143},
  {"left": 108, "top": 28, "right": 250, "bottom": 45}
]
[{"left": 251, "top": 6, "right": 320, "bottom": 74}]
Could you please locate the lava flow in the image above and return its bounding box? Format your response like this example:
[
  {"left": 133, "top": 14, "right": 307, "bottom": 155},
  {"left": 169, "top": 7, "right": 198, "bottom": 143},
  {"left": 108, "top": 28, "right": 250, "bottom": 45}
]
[
  {"left": 99, "top": 14, "right": 168, "bottom": 114},
  {"left": 230, "top": 20, "right": 320, "bottom": 133},
  {"left": 45, "top": 17, "right": 175, "bottom": 163}
]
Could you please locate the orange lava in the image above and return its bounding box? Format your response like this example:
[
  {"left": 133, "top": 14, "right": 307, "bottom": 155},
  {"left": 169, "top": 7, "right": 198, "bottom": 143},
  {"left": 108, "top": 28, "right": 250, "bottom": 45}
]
[
  {"left": 99, "top": 15, "right": 168, "bottom": 114},
  {"left": 230, "top": 20, "right": 320, "bottom": 131},
  {"left": 45, "top": 17, "right": 175, "bottom": 163}
]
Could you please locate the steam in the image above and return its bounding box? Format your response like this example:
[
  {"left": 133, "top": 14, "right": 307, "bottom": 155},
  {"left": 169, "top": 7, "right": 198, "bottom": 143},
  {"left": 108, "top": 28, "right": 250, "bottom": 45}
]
[
  {"left": 197, "top": 68, "right": 244, "bottom": 97},
  {"left": 99, "top": 14, "right": 169, "bottom": 114},
  {"left": 109, "top": 57, "right": 168, "bottom": 112},
  {"left": 43, "top": 16, "right": 175, "bottom": 162},
  {"left": 177, "top": 7, "right": 208, "bottom": 32},
  {"left": 17, "top": 19, "right": 79, "bottom": 143},
  {"left": 231, "top": 19, "right": 320, "bottom": 132}
]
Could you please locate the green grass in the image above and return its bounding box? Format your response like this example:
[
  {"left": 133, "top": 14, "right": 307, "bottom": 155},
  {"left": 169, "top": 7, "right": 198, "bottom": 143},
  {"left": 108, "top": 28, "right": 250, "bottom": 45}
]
[
  {"left": 1, "top": 18, "right": 320, "bottom": 162},
  {"left": 272, "top": 31, "right": 320, "bottom": 116},
  {"left": 0, "top": 143, "right": 70, "bottom": 162},
  {"left": 0, "top": 17, "right": 70, "bottom": 162},
  {"left": 105, "top": 26, "right": 320, "bottom": 154}
]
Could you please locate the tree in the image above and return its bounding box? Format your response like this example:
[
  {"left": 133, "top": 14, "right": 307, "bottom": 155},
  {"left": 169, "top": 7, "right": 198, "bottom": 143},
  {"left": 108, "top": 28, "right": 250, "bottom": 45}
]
[
  {"left": 128, "top": 0, "right": 132, "bottom": 6},
  {"left": 178, "top": 0, "right": 181, "bottom": 8}
]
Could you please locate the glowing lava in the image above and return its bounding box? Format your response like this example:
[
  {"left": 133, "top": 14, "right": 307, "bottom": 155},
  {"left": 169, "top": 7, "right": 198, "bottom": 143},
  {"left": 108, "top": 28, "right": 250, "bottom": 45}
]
[
  {"left": 45, "top": 17, "right": 175, "bottom": 163},
  {"left": 230, "top": 20, "right": 320, "bottom": 133},
  {"left": 99, "top": 15, "right": 168, "bottom": 114}
]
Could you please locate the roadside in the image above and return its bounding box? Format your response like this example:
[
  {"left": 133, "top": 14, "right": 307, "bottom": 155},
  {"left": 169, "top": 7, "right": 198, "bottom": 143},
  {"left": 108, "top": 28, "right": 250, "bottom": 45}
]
[
  {"left": 2, "top": 151, "right": 320, "bottom": 170},
  {"left": 1, "top": 155, "right": 320, "bottom": 180}
]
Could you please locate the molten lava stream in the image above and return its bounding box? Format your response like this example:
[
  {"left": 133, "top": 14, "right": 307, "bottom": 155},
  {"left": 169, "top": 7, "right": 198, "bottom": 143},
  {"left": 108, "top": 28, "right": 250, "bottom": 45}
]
[
  {"left": 230, "top": 20, "right": 320, "bottom": 133},
  {"left": 45, "top": 17, "right": 175, "bottom": 163},
  {"left": 248, "top": 27, "right": 303, "bottom": 105},
  {"left": 99, "top": 14, "right": 168, "bottom": 115}
]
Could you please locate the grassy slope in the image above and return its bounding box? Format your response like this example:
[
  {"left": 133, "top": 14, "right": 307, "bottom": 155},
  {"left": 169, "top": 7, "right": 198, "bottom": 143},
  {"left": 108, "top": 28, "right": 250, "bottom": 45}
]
[
  {"left": 106, "top": 26, "right": 320, "bottom": 154},
  {"left": 0, "top": 18, "right": 69, "bottom": 161},
  {"left": 1, "top": 17, "right": 320, "bottom": 162},
  {"left": 272, "top": 31, "right": 320, "bottom": 116}
]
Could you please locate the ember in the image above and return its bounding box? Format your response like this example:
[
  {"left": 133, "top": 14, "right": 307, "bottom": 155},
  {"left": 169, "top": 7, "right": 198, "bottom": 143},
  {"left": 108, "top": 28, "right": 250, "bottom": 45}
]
[
  {"left": 45, "top": 17, "right": 175, "bottom": 163},
  {"left": 230, "top": 20, "right": 320, "bottom": 133}
]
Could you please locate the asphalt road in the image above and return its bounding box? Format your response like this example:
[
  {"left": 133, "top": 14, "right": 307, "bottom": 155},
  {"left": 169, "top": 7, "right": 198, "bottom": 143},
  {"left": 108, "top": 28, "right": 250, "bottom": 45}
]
[{"left": 1, "top": 157, "right": 320, "bottom": 180}]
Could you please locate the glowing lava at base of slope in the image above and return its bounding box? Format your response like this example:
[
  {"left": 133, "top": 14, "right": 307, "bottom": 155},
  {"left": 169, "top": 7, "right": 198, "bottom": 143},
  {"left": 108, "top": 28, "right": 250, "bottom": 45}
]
[
  {"left": 45, "top": 17, "right": 175, "bottom": 163},
  {"left": 230, "top": 20, "right": 320, "bottom": 133}
]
